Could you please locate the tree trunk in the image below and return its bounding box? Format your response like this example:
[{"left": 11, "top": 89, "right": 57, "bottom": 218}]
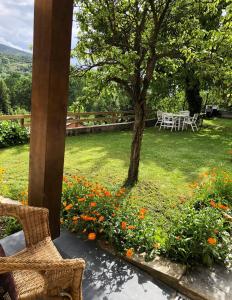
[
  {"left": 185, "top": 67, "right": 202, "bottom": 116},
  {"left": 125, "top": 100, "right": 146, "bottom": 186}
]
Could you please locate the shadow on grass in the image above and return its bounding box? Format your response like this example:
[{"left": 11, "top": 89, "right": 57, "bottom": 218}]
[{"left": 64, "top": 121, "right": 232, "bottom": 186}]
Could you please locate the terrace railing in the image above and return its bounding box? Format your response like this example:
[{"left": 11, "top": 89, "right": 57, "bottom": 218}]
[{"left": 0, "top": 110, "right": 156, "bottom": 129}]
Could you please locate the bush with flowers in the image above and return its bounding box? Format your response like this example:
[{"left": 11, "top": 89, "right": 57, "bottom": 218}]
[
  {"left": 192, "top": 169, "right": 232, "bottom": 216},
  {"left": 164, "top": 169, "right": 232, "bottom": 266},
  {"left": 61, "top": 175, "right": 160, "bottom": 259},
  {"left": 164, "top": 207, "right": 231, "bottom": 266}
]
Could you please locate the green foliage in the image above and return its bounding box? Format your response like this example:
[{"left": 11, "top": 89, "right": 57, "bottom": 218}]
[
  {"left": 164, "top": 207, "right": 231, "bottom": 266},
  {"left": 0, "top": 216, "right": 22, "bottom": 239},
  {"left": 0, "top": 78, "right": 11, "bottom": 114},
  {"left": 0, "top": 121, "right": 29, "bottom": 148}
]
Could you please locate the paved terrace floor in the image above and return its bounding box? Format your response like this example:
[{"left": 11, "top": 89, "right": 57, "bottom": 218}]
[{"left": 0, "top": 229, "right": 188, "bottom": 300}]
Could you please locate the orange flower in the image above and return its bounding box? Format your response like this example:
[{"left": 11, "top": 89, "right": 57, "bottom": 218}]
[
  {"left": 63, "top": 176, "right": 68, "bottom": 182},
  {"left": 218, "top": 203, "right": 229, "bottom": 210},
  {"left": 127, "top": 225, "right": 136, "bottom": 230},
  {"left": 112, "top": 213, "right": 116, "bottom": 217},
  {"left": 87, "top": 193, "right": 95, "bottom": 197},
  {"left": 90, "top": 202, "right": 97, "bottom": 207},
  {"left": 98, "top": 216, "right": 105, "bottom": 222},
  {"left": 72, "top": 216, "right": 79, "bottom": 221},
  {"left": 88, "top": 233, "right": 96, "bottom": 240},
  {"left": 139, "top": 214, "right": 145, "bottom": 219},
  {"left": 121, "top": 221, "right": 127, "bottom": 230},
  {"left": 140, "top": 208, "right": 147, "bottom": 214},
  {"left": 81, "top": 215, "right": 96, "bottom": 221},
  {"left": 210, "top": 200, "right": 217, "bottom": 208},
  {"left": 207, "top": 237, "right": 217, "bottom": 245},
  {"left": 78, "top": 197, "right": 86, "bottom": 202},
  {"left": 65, "top": 204, "right": 73, "bottom": 211},
  {"left": 126, "top": 248, "right": 134, "bottom": 258},
  {"left": 104, "top": 190, "right": 111, "bottom": 197}
]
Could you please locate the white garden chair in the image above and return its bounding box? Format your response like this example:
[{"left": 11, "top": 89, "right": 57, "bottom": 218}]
[
  {"left": 179, "top": 110, "right": 190, "bottom": 116},
  {"left": 159, "top": 113, "right": 176, "bottom": 131},
  {"left": 155, "top": 110, "right": 163, "bottom": 127},
  {"left": 182, "top": 113, "right": 199, "bottom": 132}
]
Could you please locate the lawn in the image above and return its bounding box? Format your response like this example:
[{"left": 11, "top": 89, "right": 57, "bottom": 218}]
[{"left": 0, "top": 118, "right": 232, "bottom": 228}]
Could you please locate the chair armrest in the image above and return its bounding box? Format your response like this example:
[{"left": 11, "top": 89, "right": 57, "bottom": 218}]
[
  {"left": 0, "top": 257, "right": 85, "bottom": 272},
  {"left": 0, "top": 203, "right": 51, "bottom": 247}
]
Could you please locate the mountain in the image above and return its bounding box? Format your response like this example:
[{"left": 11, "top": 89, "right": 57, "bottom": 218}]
[
  {"left": 0, "top": 44, "right": 32, "bottom": 75},
  {"left": 0, "top": 43, "right": 32, "bottom": 58}
]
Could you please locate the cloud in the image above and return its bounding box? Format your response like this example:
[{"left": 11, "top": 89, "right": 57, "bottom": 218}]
[
  {"left": 0, "top": 0, "right": 77, "bottom": 52},
  {"left": 0, "top": 0, "right": 34, "bottom": 51}
]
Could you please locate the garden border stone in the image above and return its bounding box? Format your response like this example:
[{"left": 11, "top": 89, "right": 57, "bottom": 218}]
[
  {"left": 98, "top": 240, "right": 232, "bottom": 300},
  {"left": 66, "top": 118, "right": 156, "bottom": 136}
]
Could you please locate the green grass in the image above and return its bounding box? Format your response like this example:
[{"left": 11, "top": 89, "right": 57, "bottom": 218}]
[{"left": 0, "top": 118, "right": 232, "bottom": 227}]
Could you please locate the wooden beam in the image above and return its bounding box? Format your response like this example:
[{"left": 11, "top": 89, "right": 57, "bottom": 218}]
[{"left": 28, "top": 0, "right": 73, "bottom": 238}]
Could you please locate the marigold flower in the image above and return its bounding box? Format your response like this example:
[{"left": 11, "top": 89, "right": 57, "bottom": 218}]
[
  {"left": 127, "top": 225, "right": 136, "bottom": 230},
  {"left": 139, "top": 208, "right": 147, "bottom": 215},
  {"left": 78, "top": 197, "right": 86, "bottom": 202},
  {"left": 207, "top": 237, "right": 217, "bottom": 245},
  {"left": 90, "top": 202, "right": 97, "bottom": 207},
  {"left": 218, "top": 203, "right": 229, "bottom": 210},
  {"left": 98, "top": 216, "right": 105, "bottom": 222},
  {"left": 87, "top": 193, "right": 95, "bottom": 197},
  {"left": 139, "top": 214, "right": 145, "bottom": 219},
  {"left": 121, "top": 221, "right": 127, "bottom": 230},
  {"left": 81, "top": 215, "right": 96, "bottom": 221},
  {"left": 210, "top": 200, "right": 217, "bottom": 208},
  {"left": 104, "top": 190, "right": 111, "bottom": 197},
  {"left": 88, "top": 233, "right": 96, "bottom": 240},
  {"left": 72, "top": 216, "right": 79, "bottom": 221},
  {"left": 126, "top": 248, "right": 134, "bottom": 258},
  {"left": 65, "top": 204, "right": 73, "bottom": 211}
]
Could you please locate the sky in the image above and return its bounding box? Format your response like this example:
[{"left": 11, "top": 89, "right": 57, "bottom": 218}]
[{"left": 0, "top": 0, "right": 77, "bottom": 52}]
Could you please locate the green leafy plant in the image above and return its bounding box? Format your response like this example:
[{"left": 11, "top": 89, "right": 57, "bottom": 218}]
[
  {"left": 0, "top": 121, "right": 29, "bottom": 148},
  {"left": 164, "top": 207, "right": 231, "bottom": 267}
]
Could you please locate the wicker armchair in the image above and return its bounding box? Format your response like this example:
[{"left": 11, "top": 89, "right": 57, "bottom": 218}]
[{"left": 0, "top": 203, "right": 85, "bottom": 300}]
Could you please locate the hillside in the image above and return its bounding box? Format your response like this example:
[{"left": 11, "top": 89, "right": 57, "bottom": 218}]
[
  {"left": 0, "top": 44, "right": 32, "bottom": 75},
  {"left": 0, "top": 44, "right": 31, "bottom": 58}
]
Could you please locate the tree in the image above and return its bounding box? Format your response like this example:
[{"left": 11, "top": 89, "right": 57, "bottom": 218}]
[
  {"left": 73, "top": 0, "right": 176, "bottom": 185},
  {"left": 73, "top": 0, "right": 232, "bottom": 185},
  {"left": 0, "top": 78, "right": 11, "bottom": 114}
]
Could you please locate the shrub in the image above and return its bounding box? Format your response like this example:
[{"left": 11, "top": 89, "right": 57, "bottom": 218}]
[
  {"left": 192, "top": 169, "right": 232, "bottom": 216},
  {"left": 61, "top": 176, "right": 160, "bottom": 259},
  {"left": 0, "top": 121, "right": 29, "bottom": 148},
  {"left": 164, "top": 207, "right": 231, "bottom": 266}
]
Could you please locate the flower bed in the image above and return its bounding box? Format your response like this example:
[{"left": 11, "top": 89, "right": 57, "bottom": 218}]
[
  {"left": 61, "top": 170, "right": 232, "bottom": 267},
  {"left": 164, "top": 169, "right": 232, "bottom": 266},
  {"left": 61, "top": 176, "right": 159, "bottom": 259}
]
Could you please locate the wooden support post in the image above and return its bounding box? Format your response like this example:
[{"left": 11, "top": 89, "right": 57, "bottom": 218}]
[
  {"left": 20, "top": 118, "right": 25, "bottom": 127},
  {"left": 28, "top": 0, "right": 73, "bottom": 238}
]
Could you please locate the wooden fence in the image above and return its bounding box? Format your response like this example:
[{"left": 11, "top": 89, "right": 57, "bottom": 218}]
[{"left": 0, "top": 111, "right": 156, "bottom": 129}]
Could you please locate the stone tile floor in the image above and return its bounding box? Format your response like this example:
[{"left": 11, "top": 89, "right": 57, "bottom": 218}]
[{"left": 0, "top": 230, "right": 188, "bottom": 300}]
